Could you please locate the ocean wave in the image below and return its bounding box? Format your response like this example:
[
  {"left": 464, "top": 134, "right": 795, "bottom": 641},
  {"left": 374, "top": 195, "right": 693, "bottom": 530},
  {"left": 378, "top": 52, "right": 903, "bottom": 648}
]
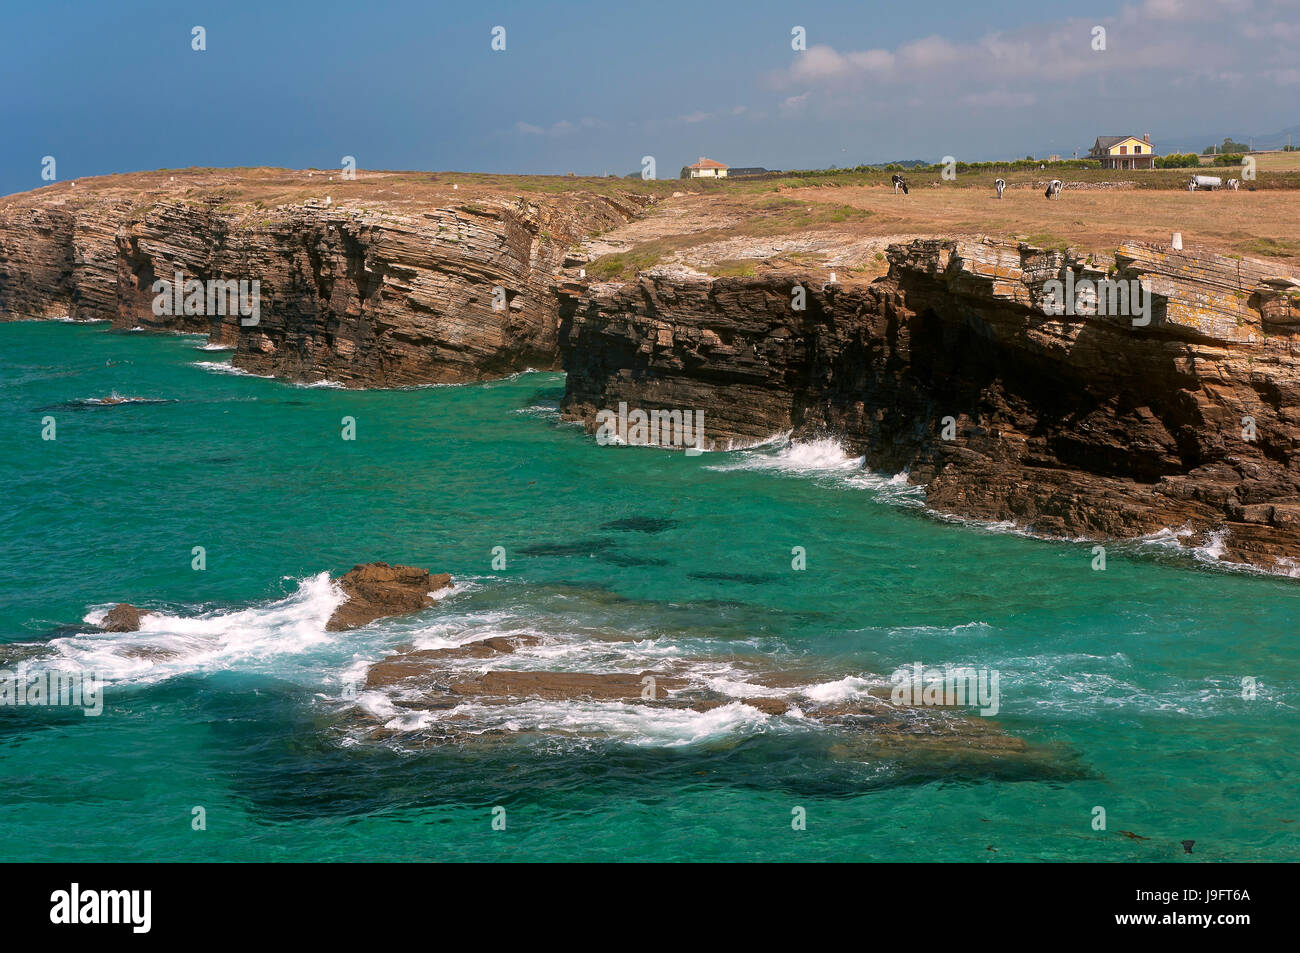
[
  {"left": 191, "top": 360, "right": 268, "bottom": 379},
  {"left": 478, "top": 368, "right": 547, "bottom": 388},
  {"left": 1136, "top": 525, "right": 1298, "bottom": 576},
  {"left": 190, "top": 361, "right": 345, "bottom": 389},
  {"left": 65, "top": 393, "right": 175, "bottom": 408},
  {"left": 706, "top": 435, "right": 923, "bottom": 502},
  {"left": 800, "top": 675, "right": 882, "bottom": 704},
  {"left": 712, "top": 435, "right": 865, "bottom": 473},
  {"left": 513, "top": 404, "right": 561, "bottom": 419},
  {"left": 918, "top": 651, "right": 1299, "bottom": 717},
  {"left": 48, "top": 573, "right": 347, "bottom": 686}
]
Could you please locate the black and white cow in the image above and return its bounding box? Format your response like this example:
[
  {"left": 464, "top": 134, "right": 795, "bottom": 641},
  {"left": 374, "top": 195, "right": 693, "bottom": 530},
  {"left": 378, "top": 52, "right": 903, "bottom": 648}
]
[
  {"left": 1044, "top": 179, "right": 1063, "bottom": 199},
  {"left": 994, "top": 178, "right": 1006, "bottom": 199},
  {"left": 891, "top": 173, "right": 909, "bottom": 195},
  {"left": 1227, "top": 178, "right": 1240, "bottom": 191}
]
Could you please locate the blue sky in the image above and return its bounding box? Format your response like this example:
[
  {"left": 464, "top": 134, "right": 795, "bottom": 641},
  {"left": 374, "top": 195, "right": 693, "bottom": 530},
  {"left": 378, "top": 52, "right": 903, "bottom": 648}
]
[{"left": 2, "top": 0, "right": 1295, "bottom": 195}]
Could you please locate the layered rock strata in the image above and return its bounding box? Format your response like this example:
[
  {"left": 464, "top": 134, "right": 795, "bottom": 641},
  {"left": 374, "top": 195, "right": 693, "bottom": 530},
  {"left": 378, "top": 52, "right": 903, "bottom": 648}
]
[
  {"left": 0, "top": 180, "right": 648, "bottom": 386},
  {"left": 558, "top": 239, "right": 1300, "bottom": 571}
]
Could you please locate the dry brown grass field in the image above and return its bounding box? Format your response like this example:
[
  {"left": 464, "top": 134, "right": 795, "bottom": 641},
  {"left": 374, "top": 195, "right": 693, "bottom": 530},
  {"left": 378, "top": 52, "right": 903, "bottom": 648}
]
[
  {"left": 1252, "top": 150, "right": 1300, "bottom": 172},
  {"left": 780, "top": 181, "right": 1300, "bottom": 262}
]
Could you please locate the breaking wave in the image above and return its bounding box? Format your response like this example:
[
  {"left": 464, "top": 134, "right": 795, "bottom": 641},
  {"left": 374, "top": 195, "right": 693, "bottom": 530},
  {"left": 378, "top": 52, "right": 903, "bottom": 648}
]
[
  {"left": 706, "top": 435, "right": 922, "bottom": 503},
  {"left": 40, "top": 574, "right": 348, "bottom": 686}
]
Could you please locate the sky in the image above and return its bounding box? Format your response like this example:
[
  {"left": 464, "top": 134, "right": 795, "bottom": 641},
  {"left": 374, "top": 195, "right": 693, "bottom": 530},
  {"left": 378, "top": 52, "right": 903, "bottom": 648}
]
[{"left": 1, "top": 0, "right": 1297, "bottom": 195}]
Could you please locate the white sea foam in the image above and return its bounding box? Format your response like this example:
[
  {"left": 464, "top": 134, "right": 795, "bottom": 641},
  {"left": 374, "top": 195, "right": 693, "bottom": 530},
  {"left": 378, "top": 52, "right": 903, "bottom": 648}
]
[
  {"left": 1137, "top": 524, "right": 1286, "bottom": 575},
  {"left": 709, "top": 435, "right": 861, "bottom": 473},
  {"left": 73, "top": 393, "right": 169, "bottom": 407},
  {"left": 800, "top": 675, "right": 879, "bottom": 704},
  {"left": 1194, "top": 528, "right": 1229, "bottom": 561},
  {"left": 948, "top": 651, "right": 1298, "bottom": 717},
  {"left": 191, "top": 360, "right": 267, "bottom": 379},
  {"left": 190, "top": 361, "right": 344, "bottom": 389},
  {"left": 378, "top": 697, "right": 776, "bottom": 746},
  {"left": 514, "top": 404, "right": 561, "bottom": 418},
  {"left": 478, "top": 368, "right": 547, "bottom": 389},
  {"left": 699, "top": 674, "right": 789, "bottom": 698},
  {"left": 706, "top": 434, "right": 922, "bottom": 503},
  {"left": 56, "top": 573, "right": 347, "bottom": 685}
]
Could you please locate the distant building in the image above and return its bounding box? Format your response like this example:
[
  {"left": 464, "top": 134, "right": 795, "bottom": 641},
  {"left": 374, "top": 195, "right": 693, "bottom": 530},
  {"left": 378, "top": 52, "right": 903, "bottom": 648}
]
[
  {"left": 1089, "top": 134, "right": 1156, "bottom": 170},
  {"left": 685, "top": 157, "right": 729, "bottom": 178},
  {"left": 727, "top": 167, "right": 780, "bottom": 178}
]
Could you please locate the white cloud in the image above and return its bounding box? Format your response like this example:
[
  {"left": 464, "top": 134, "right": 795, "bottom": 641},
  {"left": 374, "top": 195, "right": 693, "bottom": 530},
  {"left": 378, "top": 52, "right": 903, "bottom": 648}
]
[{"left": 770, "top": 0, "right": 1296, "bottom": 113}]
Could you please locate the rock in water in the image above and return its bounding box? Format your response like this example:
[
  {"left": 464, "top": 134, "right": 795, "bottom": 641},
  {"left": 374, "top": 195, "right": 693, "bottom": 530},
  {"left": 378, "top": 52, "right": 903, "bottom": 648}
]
[
  {"left": 326, "top": 562, "right": 451, "bottom": 631},
  {"left": 100, "top": 603, "right": 148, "bottom": 632}
]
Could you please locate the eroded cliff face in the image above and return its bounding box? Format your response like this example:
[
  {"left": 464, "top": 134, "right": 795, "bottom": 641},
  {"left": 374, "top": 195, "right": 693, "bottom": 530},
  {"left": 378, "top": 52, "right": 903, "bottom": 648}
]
[
  {"left": 0, "top": 180, "right": 648, "bottom": 385},
  {"left": 558, "top": 239, "right": 1300, "bottom": 572},
  {"left": 8, "top": 174, "right": 1300, "bottom": 572}
]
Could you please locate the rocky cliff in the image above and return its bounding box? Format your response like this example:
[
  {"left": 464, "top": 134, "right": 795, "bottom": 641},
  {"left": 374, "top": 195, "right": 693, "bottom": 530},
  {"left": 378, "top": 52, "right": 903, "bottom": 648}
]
[
  {"left": 0, "top": 173, "right": 649, "bottom": 385},
  {"left": 558, "top": 239, "right": 1300, "bottom": 573},
  {"left": 7, "top": 173, "right": 1300, "bottom": 572}
]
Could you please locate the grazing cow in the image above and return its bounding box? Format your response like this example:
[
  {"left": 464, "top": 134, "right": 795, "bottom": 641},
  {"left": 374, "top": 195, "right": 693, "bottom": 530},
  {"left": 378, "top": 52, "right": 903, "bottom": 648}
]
[
  {"left": 1044, "top": 179, "right": 1063, "bottom": 199},
  {"left": 1227, "top": 178, "right": 1240, "bottom": 191},
  {"left": 891, "top": 173, "right": 909, "bottom": 195},
  {"left": 994, "top": 178, "right": 1006, "bottom": 199}
]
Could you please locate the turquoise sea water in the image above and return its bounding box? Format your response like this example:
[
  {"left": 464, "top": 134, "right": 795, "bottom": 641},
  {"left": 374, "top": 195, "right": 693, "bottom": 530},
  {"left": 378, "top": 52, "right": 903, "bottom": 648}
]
[{"left": 1, "top": 320, "right": 1297, "bottom": 862}]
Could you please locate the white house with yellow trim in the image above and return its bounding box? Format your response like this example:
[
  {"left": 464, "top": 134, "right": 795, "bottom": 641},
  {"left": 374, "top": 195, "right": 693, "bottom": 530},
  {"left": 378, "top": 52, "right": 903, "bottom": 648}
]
[{"left": 1089, "top": 134, "right": 1156, "bottom": 170}]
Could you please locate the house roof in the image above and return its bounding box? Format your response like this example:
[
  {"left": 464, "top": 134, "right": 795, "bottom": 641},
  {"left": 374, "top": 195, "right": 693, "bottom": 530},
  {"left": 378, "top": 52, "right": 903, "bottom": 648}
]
[{"left": 687, "top": 157, "right": 729, "bottom": 169}]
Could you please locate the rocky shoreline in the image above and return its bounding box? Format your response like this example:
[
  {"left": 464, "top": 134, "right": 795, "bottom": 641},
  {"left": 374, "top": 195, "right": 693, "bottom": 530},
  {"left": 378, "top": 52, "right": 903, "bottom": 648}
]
[
  {"left": 558, "top": 239, "right": 1300, "bottom": 574},
  {"left": 4, "top": 173, "right": 1300, "bottom": 572},
  {"left": 0, "top": 171, "right": 651, "bottom": 386}
]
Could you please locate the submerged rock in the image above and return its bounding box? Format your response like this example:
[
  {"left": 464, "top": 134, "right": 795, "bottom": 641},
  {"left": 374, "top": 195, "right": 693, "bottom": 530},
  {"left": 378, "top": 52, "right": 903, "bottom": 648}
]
[
  {"left": 349, "top": 634, "right": 1079, "bottom": 779},
  {"left": 326, "top": 562, "right": 452, "bottom": 631}
]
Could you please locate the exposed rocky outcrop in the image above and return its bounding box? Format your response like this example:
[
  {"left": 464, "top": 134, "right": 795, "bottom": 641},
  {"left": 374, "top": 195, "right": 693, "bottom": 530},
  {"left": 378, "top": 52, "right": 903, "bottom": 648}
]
[
  {"left": 99, "top": 603, "right": 149, "bottom": 632},
  {"left": 558, "top": 238, "right": 1300, "bottom": 572},
  {"left": 0, "top": 173, "right": 651, "bottom": 386},
  {"left": 352, "top": 635, "right": 1074, "bottom": 777},
  {"left": 326, "top": 562, "right": 452, "bottom": 631}
]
